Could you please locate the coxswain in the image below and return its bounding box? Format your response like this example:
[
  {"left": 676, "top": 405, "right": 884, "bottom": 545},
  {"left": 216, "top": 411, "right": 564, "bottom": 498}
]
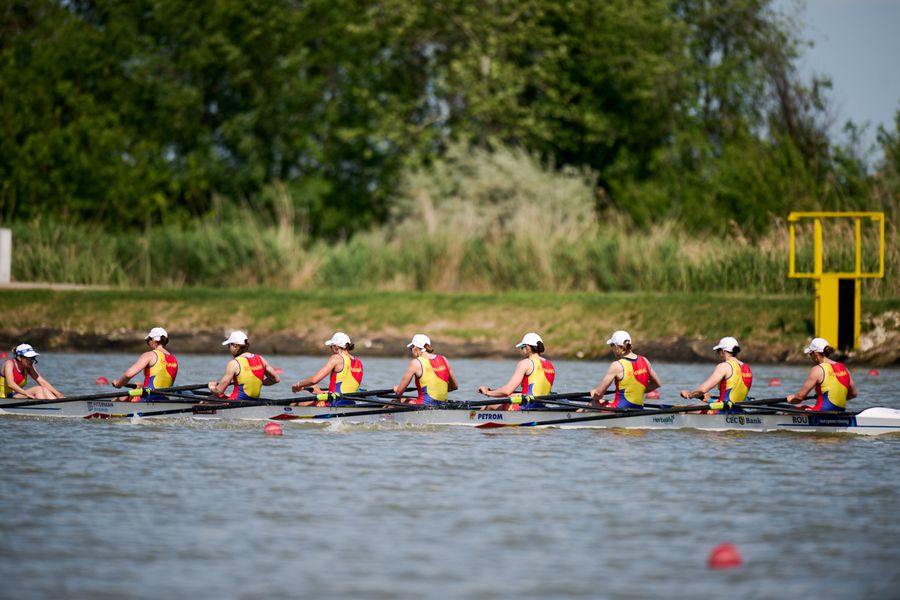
[
  {"left": 680, "top": 336, "right": 752, "bottom": 412},
  {"left": 393, "top": 334, "right": 459, "bottom": 405},
  {"left": 291, "top": 332, "right": 364, "bottom": 406},
  {"left": 589, "top": 330, "right": 660, "bottom": 409},
  {"left": 111, "top": 327, "right": 178, "bottom": 401},
  {"left": 208, "top": 331, "right": 280, "bottom": 400},
  {"left": 786, "top": 337, "right": 857, "bottom": 412},
  {"left": 478, "top": 332, "right": 554, "bottom": 410},
  {"left": 0, "top": 343, "right": 64, "bottom": 400}
]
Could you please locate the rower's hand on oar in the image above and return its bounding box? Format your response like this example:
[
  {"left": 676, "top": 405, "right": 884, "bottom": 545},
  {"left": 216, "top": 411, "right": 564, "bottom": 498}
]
[
  {"left": 680, "top": 390, "right": 709, "bottom": 401},
  {"left": 589, "top": 388, "right": 605, "bottom": 401},
  {"left": 111, "top": 377, "right": 126, "bottom": 389},
  {"left": 477, "top": 386, "right": 491, "bottom": 395},
  {"left": 785, "top": 394, "right": 800, "bottom": 404}
]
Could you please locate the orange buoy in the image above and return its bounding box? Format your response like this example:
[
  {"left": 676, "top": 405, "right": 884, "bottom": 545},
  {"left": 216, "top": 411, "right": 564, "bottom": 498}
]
[
  {"left": 707, "top": 543, "right": 742, "bottom": 569},
  {"left": 868, "top": 369, "right": 880, "bottom": 377},
  {"left": 768, "top": 378, "right": 781, "bottom": 387},
  {"left": 645, "top": 389, "right": 660, "bottom": 400},
  {"left": 95, "top": 376, "right": 110, "bottom": 385},
  {"left": 263, "top": 422, "right": 283, "bottom": 436}
]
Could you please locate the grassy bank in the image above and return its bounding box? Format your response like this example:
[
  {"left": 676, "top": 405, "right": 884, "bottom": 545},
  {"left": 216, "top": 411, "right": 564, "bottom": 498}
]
[
  {"left": 3, "top": 288, "right": 898, "bottom": 362},
  {"left": 10, "top": 146, "right": 898, "bottom": 296}
]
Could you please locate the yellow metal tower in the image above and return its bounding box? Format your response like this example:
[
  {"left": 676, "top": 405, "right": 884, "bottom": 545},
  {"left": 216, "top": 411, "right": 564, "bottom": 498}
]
[{"left": 788, "top": 212, "right": 885, "bottom": 350}]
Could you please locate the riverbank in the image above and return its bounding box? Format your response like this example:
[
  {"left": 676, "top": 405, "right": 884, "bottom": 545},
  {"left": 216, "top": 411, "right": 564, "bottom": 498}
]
[{"left": 2, "top": 288, "right": 899, "bottom": 365}]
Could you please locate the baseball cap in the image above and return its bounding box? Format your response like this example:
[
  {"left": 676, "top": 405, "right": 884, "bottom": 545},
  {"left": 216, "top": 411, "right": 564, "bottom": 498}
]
[
  {"left": 515, "top": 332, "right": 543, "bottom": 349},
  {"left": 325, "top": 332, "right": 352, "bottom": 348},
  {"left": 606, "top": 330, "right": 631, "bottom": 346},
  {"left": 222, "top": 331, "right": 249, "bottom": 346},
  {"left": 14, "top": 343, "right": 39, "bottom": 359},
  {"left": 145, "top": 327, "right": 168, "bottom": 341},
  {"left": 803, "top": 337, "right": 829, "bottom": 354},
  {"left": 713, "top": 336, "right": 740, "bottom": 353},
  {"left": 406, "top": 334, "right": 431, "bottom": 349}
]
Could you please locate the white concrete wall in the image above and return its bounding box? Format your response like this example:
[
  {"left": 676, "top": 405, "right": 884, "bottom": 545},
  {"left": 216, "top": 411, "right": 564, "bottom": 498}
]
[{"left": 0, "top": 228, "right": 10, "bottom": 283}]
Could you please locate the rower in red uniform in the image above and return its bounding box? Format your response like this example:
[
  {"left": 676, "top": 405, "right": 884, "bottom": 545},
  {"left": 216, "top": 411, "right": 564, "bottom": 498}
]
[
  {"left": 589, "top": 330, "right": 661, "bottom": 409},
  {"left": 0, "top": 343, "right": 63, "bottom": 400},
  {"left": 208, "top": 331, "right": 280, "bottom": 400},
  {"left": 291, "top": 332, "right": 364, "bottom": 406},
  {"left": 478, "top": 332, "right": 555, "bottom": 410},
  {"left": 393, "top": 334, "right": 459, "bottom": 405},
  {"left": 787, "top": 337, "right": 857, "bottom": 412},
  {"left": 680, "top": 336, "right": 752, "bottom": 412},
  {"left": 111, "top": 327, "right": 179, "bottom": 401}
]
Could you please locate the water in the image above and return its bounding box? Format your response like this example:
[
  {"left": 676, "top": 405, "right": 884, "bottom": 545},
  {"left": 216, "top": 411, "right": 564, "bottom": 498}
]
[{"left": 1, "top": 353, "right": 899, "bottom": 599}]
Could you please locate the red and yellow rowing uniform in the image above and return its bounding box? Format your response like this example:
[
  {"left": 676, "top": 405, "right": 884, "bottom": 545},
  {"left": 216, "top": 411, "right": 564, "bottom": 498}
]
[
  {"left": 611, "top": 356, "right": 650, "bottom": 409},
  {"left": 522, "top": 356, "right": 555, "bottom": 397},
  {"left": 718, "top": 357, "right": 752, "bottom": 404},
  {"left": 143, "top": 349, "right": 178, "bottom": 398},
  {"left": 413, "top": 355, "right": 451, "bottom": 405},
  {"left": 329, "top": 352, "right": 363, "bottom": 394},
  {"left": 229, "top": 354, "right": 265, "bottom": 400},
  {"left": 0, "top": 362, "right": 27, "bottom": 398},
  {"left": 812, "top": 362, "right": 851, "bottom": 412}
]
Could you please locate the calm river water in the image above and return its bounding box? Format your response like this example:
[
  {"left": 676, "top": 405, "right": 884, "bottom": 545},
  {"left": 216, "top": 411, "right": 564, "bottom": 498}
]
[{"left": 1, "top": 353, "right": 898, "bottom": 599}]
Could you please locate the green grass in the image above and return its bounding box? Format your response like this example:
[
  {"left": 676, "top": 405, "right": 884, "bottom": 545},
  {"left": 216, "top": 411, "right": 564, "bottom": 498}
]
[{"left": 5, "top": 288, "right": 898, "bottom": 358}]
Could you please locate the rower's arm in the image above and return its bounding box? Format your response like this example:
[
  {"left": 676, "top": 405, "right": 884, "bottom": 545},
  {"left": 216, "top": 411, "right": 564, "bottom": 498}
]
[
  {"left": 293, "top": 356, "right": 339, "bottom": 392},
  {"left": 646, "top": 361, "right": 662, "bottom": 393},
  {"left": 261, "top": 358, "right": 280, "bottom": 386},
  {"left": 589, "top": 362, "right": 622, "bottom": 403},
  {"left": 209, "top": 360, "right": 239, "bottom": 396},
  {"left": 787, "top": 366, "right": 821, "bottom": 404},
  {"left": 446, "top": 361, "right": 459, "bottom": 393},
  {"left": 478, "top": 360, "right": 529, "bottom": 397},
  {"left": 32, "top": 369, "right": 64, "bottom": 399},
  {"left": 393, "top": 359, "right": 421, "bottom": 395},
  {"left": 681, "top": 363, "right": 727, "bottom": 400},
  {"left": 112, "top": 352, "right": 154, "bottom": 388},
  {"left": 846, "top": 373, "right": 858, "bottom": 400}
]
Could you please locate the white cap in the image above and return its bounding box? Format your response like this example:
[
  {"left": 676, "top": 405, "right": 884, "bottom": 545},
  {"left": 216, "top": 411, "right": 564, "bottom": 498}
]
[
  {"left": 515, "top": 332, "right": 543, "bottom": 349},
  {"left": 406, "top": 334, "right": 431, "bottom": 349},
  {"left": 145, "top": 327, "right": 168, "bottom": 341},
  {"left": 804, "top": 337, "right": 830, "bottom": 354},
  {"left": 713, "top": 336, "right": 739, "bottom": 353},
  {"left": 606, "top": 330, "right": 631, "bottom": 346},
  {"left": 222, "top": 331, "right": 249, "bottom": 346},
  {"left": 325, "top": 332, "right": 352, "bottom": 348},
  {"left": 14, "top": 343, "right": 39, "bottom": 358}
]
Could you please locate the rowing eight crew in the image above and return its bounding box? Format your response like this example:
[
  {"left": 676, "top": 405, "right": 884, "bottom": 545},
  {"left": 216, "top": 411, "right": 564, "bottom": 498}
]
[{"left": 0, "top": 329, "right": 858, "bottom": 414}]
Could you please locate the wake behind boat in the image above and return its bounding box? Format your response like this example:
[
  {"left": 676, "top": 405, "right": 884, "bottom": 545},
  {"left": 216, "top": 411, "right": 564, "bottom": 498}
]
[{"left": 2, "top": 397, "right": 899, "bottom": 436}]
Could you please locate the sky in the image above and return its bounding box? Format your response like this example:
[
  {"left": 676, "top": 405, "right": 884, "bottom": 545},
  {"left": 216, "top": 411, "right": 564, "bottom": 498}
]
[{"left": 777, "top": 0, "right": 900, "bottom": 152}]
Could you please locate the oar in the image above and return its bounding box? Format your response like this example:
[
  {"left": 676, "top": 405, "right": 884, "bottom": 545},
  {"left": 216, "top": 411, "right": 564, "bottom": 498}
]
[
  {"left": 128, "top": 396, "right": 427, "bottom": 419},
  {"left": 465, "top": 390, "right": 602, "bottom": 408},
  {"left": 474, "top": 396, "right": 797, "bottom": 429},
  {"left": 0, "top": 384, "right": 209, "bottom": 409}
]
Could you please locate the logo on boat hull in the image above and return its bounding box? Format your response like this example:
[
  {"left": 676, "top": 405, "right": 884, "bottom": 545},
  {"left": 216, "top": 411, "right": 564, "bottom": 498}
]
[
  {"left": 475, "top": 412, "right": 504, "bottom": 421},
  {"left": 725, "top": 416, "right": 762, "bottom": 425}
]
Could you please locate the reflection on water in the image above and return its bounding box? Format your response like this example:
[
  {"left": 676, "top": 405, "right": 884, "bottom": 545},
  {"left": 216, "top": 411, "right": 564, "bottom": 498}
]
[{"left": 0, "top": 353, "right": 898, "bottom": 599}]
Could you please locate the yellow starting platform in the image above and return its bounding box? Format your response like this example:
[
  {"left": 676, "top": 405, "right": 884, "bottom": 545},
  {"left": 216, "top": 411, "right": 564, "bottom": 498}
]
[{"left": 788, "top": 211, "right": 885, "bottom": 350}]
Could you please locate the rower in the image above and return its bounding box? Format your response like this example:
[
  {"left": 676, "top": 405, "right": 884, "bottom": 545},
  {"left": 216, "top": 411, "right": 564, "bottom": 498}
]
[
  {"left": 111, "top": 327, "right": 178, "bottom": 401},
  {"left": 393, "top": 334, "right": 459, "bottom": 405},
  {"left": 0, "top": 343, "right": 64, "bottom": 400},
  {"left": 478, "top": 332, "right": 554, "bottom": 410},
  {"left": 208, "top": 331, "right": 280, "bottom": 400},
  {"left": 680, "top": 336, "right": 752, "bottom": 412},
  {"left": 786, "top": 337, "right": 857, "bottom": 412},
  {"left": 589, "top": 330, "right": 660, "bottom": 410},
  {"left": 291, "top": 332, "right": 364, "bottom": 406}
]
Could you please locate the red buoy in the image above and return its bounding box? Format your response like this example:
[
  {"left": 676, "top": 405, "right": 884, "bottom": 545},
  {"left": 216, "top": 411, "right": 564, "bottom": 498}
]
[
  {"left": 95, "top": 376, "right": 110, "bottom": 385},
  {"left": 868, "top": 369, "right": 880, "bottom": 377},
  {"left": 768, "top": 378, "right": 781, "bottom": 387},
  {"left": 708, "top": 543, "right": 742, "bottom": 569},
  {"left": 645, "top": 389, "right": 660, "bottom": 400},
  {"left": 264, "top": 422, "right": 283, "bottom": 436},
  {"left": 274, "top": 367, "right": 284, "bottom": 375},
  {"left": 0, "top": 351, "right": 7, "bottom": 359}
]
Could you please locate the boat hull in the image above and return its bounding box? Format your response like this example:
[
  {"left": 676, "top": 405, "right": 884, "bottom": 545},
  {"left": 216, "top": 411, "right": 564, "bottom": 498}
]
[{"left": 2, "top": 400, "right": 899, "bottom": 435}]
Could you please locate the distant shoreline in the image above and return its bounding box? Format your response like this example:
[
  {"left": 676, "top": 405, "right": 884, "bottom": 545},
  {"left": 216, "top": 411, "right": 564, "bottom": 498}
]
[{"left": 2, "top": 288, "right": 897, "bottom": 366}]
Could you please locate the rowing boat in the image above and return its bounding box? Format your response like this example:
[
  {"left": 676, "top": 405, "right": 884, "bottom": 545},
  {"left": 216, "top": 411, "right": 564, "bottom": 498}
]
[{"left": 2, "top": 398, "right": 899, "bottom": 435}]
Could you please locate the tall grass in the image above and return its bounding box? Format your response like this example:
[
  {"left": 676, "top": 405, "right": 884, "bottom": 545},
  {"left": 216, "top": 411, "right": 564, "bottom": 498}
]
[{"left": 9, "top": 145, "right": 899, "bottom": 296}]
